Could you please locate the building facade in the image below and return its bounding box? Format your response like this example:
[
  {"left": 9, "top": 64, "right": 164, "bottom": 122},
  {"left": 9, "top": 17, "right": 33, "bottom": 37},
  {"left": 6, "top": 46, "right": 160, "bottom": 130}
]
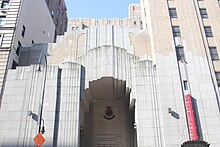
[
  {"left": 0, "top": 1, "right": 220, "bottom": 147},
  {"left": 45, "top": 0, "right": 68, "bottom": 40},
  {"left": 0, "top": 0, "right": 55, "bottom": 104},
  {"left": 138, "top": 0, "right": 220, "bottom": 146}
]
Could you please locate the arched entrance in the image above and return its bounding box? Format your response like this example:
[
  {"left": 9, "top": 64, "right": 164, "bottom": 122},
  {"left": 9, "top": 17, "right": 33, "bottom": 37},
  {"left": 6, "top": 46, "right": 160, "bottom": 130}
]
[{"left": 80, "top": 77, "right": 136, "bottom": 147}]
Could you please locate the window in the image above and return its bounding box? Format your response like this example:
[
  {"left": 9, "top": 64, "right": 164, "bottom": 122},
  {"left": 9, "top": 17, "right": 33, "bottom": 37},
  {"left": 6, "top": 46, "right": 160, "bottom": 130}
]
[
  {"left": 176, "top": 46, "right": 185, "bottom": 61},
  {"left": 0, "top": 16, "right": 6, "bottom": 26},
  {"left": 172, "top": 26, "right": 181, "bottom": 37},
  {"left": 200, "top": 8, "right": 208, "bottom": 18},
  {"left": 209, "top": 47, "right": 219, "bottom": 60},
  {"left": 144, "top": 8, "right": 146, "bottom": 16},
  {"left": 140, "top": 21, "right": 143, "bottom": 29},
  {"left": 107, "top": 20, "right": 111, "bottom": 25},
  {"left": 32, "top": 40, "right": 34, "bottom": 44},
  {"left": 16, "top": 41, "right": 21, "bottom": 56},
  {"left": 204, "top": 26, "right": 213, "bottom": 37},
  {"left": 96, "top": 20, "right": 99, "bottom": 26},
  {"left": 169, "top": 8, "right": 177, "bottom": 18},
  {"left": 133, "top": 6, "right": 135, "bottom": 10},
  {"left": 216, "top": 72, "right": 220, "bottom": 87},
  {"left": 183, "top": 81, "right": 188, "bottom": 90},
  {"left": 12, "top": 60, "right": 18, "bottom": 69},
  {"left": 54, "top": 31, "right": 57, "bottom": 41},
  {"left": 1, "top": 1, "right": 9, "bottom": 9},
  {"left": 56, "top": 20, "right": 58, "bottom": 26},
  {"left": 134, "top": 21, "right": 136, "bottom": 25},
  {"left": 0, "top": 34, "right": 3, "bottom": 46},
  {"left": 51, "top": 10, "right": 54, "bottom": 18},
  {"left": 57, "top": 9, "right": 60, "bottom": 16},
  {"left": 46, "top": 0, "right": 50, "bottom": 5},
  {"left": 62, "top": 9, "right": 64, "bottom": 16},
  {"left": 21, "top": 25, "right": 26, "bottom": 37},
  {"left": 58, "top": 0, "right": 61, "bottom": 5}
]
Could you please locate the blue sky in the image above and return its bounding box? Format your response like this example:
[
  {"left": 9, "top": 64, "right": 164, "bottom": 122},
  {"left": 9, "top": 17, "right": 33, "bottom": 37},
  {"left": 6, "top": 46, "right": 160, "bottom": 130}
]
[{"left": 65, "top": 0, "right": 140, "bottom": 19}]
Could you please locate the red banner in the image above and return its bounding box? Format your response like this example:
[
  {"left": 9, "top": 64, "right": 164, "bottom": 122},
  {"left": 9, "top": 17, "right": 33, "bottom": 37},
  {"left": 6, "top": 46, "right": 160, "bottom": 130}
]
[{"left": 185, "top": 94, "right": 198, "bottom": 141}]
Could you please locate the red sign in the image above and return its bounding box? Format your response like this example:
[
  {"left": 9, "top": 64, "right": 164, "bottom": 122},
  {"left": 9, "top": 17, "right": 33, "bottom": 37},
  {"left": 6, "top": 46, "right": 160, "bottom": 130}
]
[
  {"left": 34, "top": 133, "right": 45, "bottom": 147},
  {"left": 185, "top": 94, "right": 198, "bottom": 141}
]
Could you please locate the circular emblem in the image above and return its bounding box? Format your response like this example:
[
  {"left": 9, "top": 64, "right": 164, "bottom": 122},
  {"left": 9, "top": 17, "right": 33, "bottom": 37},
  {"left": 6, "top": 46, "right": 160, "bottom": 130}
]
[{"left": 103, "top": 106, "right": 115, "bottom": 120}]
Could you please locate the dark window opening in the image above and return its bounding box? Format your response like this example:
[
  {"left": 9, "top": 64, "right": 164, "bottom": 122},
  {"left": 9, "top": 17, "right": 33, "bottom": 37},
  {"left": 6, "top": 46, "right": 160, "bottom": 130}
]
[
  {"left": 204, "top": 26, "right": 213, "bottom": 37},
  {"left": 32, "top": 40, "right": 34, "bottom": 44},
  {"left": 16, "top": 41, "right": 21, "bottom": 56},
  {"left": 51, "top": 10, "right": 54, "bottom": 18},
  {"left": 183, "top": 81, "right": 188, "bottom": 90},
  {"left": 200, "top": 8, "right": 208, "bottom": 18},
  {"left": 172, "top": 26, "right": 181, "bottom": 37},
  {"left": 169, "top": 8, "right": 177, "bottom": 18},
  {"left": 209, "top": 47, "right": 219, "bottom": 61},
  {"left": 216, "top": 72, "right": 220, "bottom": 87},
  {"left": 21, "top": 25, "right": 26, "bottom": 37},
  {"left": 176, "top": 46, "right": 185, "bottom": 61},
  {"left": 12, "top": 60, "right": 18, "bottom": 69},
  {"left": 0, "top": 34, "right": 3, "bottom": 46},
  {"left": 46, "top": 0, "right": 50, "bottom": 5}
]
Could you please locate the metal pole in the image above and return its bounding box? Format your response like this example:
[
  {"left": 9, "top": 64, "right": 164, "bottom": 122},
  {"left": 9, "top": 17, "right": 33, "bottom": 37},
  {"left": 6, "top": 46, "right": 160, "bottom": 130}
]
[{"left": 37, "top": 53, "right": 47, "bottom": 133}]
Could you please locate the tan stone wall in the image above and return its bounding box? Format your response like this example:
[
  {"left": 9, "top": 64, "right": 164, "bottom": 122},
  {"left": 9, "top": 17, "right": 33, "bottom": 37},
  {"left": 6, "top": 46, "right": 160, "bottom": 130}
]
[
  {"left": 140, "top": 0, "right": 220, "bottom": 70},
  {"left": 49, "top": 25, "right": 151, "bottom": 65}
]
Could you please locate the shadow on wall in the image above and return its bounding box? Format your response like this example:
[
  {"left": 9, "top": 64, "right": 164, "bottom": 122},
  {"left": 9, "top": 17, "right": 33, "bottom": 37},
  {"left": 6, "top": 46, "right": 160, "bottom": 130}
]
[
  {"left": 191, "top": 97, "right": 203, "bottom": 141},
  {"left": 168, "top": 108, "right": 180, "bottom": 119},
  {"left": 170, "top": 111, "right": 180, "bottom": 119},
  {"left": 52, "top": 68, "right": 62, "bottom": 147}
]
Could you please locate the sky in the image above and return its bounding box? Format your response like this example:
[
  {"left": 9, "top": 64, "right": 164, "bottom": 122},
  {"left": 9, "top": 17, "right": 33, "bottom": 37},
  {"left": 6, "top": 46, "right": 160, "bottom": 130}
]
[{"left": 65, "top": 0, "right": 140, "bottom": 19}]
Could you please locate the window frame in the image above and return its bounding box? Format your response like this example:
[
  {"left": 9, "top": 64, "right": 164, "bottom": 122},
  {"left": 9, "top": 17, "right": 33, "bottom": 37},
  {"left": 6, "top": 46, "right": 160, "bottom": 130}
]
[
  {"left": 176, "top": 46, "right": 185, "bottom": 61},
  {"left": 169, "top": 8, "right": 178, "bottom": 18},
  {"left": 172, "top": 26, "right": 181, "bottom": 37},
  {"left": 209, "top": 47, "right": 219, "bottom": 61},
  {"left": 215, "top": 72, "right": 220, "bottom": 87},
  {"left": 200, "top": 8, "right": 208, "bottom": 18},
  {"left": 204, "top": 26, "right": 213, "bottom": 37}
]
